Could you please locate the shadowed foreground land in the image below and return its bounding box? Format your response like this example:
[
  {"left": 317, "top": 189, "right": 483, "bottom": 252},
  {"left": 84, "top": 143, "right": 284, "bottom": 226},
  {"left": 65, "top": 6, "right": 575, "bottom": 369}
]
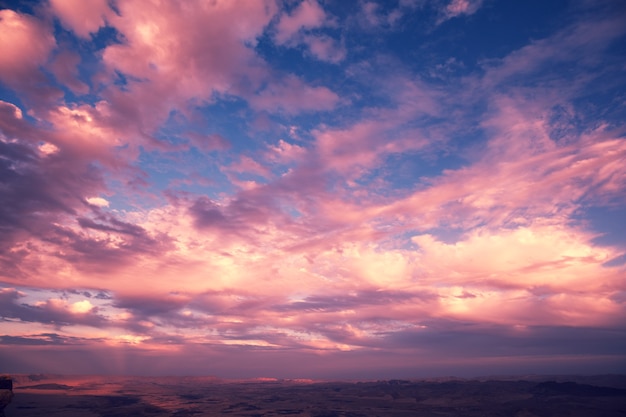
[{"left": 4, "top": 374, "right": 626, "bottom": 416}]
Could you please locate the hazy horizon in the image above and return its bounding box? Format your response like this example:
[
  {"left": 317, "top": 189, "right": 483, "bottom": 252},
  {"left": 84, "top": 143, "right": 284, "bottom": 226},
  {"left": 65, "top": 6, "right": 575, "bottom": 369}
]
[
  {"left": 1, "top": 0, "right": 625, "bottom": 379},
  {"left": 6, "top": 372, "right": 626, "bottom": 383},
  {"left": 3, "top": 350, "right": 626, "bottom": 380}
]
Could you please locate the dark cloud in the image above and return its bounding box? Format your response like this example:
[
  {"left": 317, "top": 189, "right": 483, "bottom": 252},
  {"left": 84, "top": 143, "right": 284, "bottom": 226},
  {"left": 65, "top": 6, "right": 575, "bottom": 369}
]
[
  {"left": 44, "top": 222, "right": 173, "bottom": 274},
  {"left": 0, "top": 97, "right": 176, "bottom": 278},
  {"left": 77, "top": 213, "right": 147, "bottom": 237},
  {"left": 0, "top": 333, "right": 97, "bottom": 346},
  {"left": 189, "top": 197, "right": 228, "bottom": 229},
  {"left": 0, "top": 114, "right": 105, "bottom": 276},
  {"left": 62, "top": 289, "right": 93, "bottom": 298},
  {"left": 94, "top": 291, "right": 113, "bottom": 300},
  {"left": 382, "top": 321, "right": 626, "bottom": 357},
  {"left": 272, "top": 290, "right": 428, "bottom": 313},
  {"left": 1, "top": 341, "right": 624, "bottom": 378},
  {"left": 113, "top": 294, "right": 189, "bottom": 318},
  {"left": 188, "top": 193, "right": 278, "bottom": 233},
  {"left": 0, "top": 288, "right": 106, "bottom": 328},
  {"left": 0, "top": 140, "right": 78, "bottom": 230}
]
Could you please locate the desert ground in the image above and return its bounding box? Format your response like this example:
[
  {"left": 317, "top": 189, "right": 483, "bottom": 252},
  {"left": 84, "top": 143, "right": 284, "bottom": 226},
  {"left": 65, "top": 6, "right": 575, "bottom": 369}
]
[{"left": 3, "top": 374, "right": 626, "bottom": 416}]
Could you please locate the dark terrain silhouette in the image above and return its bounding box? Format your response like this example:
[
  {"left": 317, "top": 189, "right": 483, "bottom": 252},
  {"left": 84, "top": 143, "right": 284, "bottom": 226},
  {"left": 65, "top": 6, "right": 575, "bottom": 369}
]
[
  {"left": 5, "top": 374, "right": 626, "bottom": 416},
  {"left": 0, "top": 376, "right": 13, "bottom": 417}
]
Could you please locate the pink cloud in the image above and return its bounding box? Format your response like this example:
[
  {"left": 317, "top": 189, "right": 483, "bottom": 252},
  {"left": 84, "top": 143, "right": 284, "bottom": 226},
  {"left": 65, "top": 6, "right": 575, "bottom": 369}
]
[
  {"left": 95, "top": 0, "right": 277, "bottom": 134},
  {"left": 48, "top": 0, "right": 112, "bottom": 38},
  {"left": 250, "top": 75, "right": 340, "bottom": 114},
  {"left": 49, "top": 49, "right": 89, "bottom": 94},
  {"left": 45, "top": 102, "right": 137, "bottom": 163},
  {"left": 0, "top": 10, "right": 55, "bottom": 80},
  {"left": 5, "top": 8, "right": 621, "bottom": 346},
  {"left": 240, "top": 84, "right": 432, "bottom": 229},
  {"left": 446, "top": 0, "right": 479, "bottom": 16},
  {"left": 1, "top": 182, "right": 623, "bottom": 362},
  {"left": 86, "top": 0, "right": 340, "bottom": 137},
  {"left": 272, "top": 0, "right": 345, "bottom": 63},
  {"left": 0, "top": 288, "right": 106, "bottom": 328},
  {"left": 303, "top": 34, "right": 346, "bottom": 63},
  {"left": 185, "top": 132, "right": 230, "bottom": 153},
  {"left": 0, "top": 99, "right": 172, "bottom": 281},
  {"left": 92, "top": 87, "right": 621, "bottom": 341},
  {"left": 227, "top": 155, "right": 272, "bottom": 179},
  {"left": 438, "top": 0, "right": 483, "bottom": 23},
  {"left": 370, "top": 93, "right": 626, "bottom": 235},
  {"left": 86, "top": 197, "right": 110, "bottom": 208},
  {"left": 265, "top": 139, "right": 307, "bottom": 165},
  {"left": 0, "top": 9, "right": 60, "bottom": 107},
  {"left": 1, "top": 1, "right": 625, "bottom": 377},
  {"left": 480, "top": 14, "right": 626, "bottom": 89},
  {"left": 310, "top": 80, "right": 439, "bottom": 178},
  {"left": 361, "top": 2, "right": 382, "bottom": 27},
  {"left": 274, "top": 0, "right": 326, "bottom": 45},
  {"left": 102, "top": 1, "right": 271, "bottom": 94},
  {"left": 412, "top": 224, "right": 617, "bottom": 290},
  {"left": 356, "top": 0, "right": 420, "bottom": 29},
  {"left": 167, "top": 172, "right": 215, "bottom": 189},
  {"left": 315, "top": 120, "right": 400, "bottom": 175},
  {"left": 0, "top": 100, "right": 23, "bottom": 121}
]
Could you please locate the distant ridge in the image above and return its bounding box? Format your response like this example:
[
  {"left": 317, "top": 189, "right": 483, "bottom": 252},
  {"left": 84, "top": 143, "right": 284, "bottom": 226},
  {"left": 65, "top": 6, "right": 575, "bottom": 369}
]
[{"left": 19, "top": 383, "right": 72, "bottom": 391}]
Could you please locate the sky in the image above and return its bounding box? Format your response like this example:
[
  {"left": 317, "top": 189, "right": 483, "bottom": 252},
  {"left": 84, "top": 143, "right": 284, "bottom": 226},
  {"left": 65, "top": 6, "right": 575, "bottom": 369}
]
[{"left": 0, "top": 0, "right": 625, "bottom": 379}]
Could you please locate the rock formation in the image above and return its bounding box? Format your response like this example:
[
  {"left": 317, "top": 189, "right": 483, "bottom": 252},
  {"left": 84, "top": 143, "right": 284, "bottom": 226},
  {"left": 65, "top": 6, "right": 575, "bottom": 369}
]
[{"left": 0, "top": 376, "right": 13, "bottom": 417}]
